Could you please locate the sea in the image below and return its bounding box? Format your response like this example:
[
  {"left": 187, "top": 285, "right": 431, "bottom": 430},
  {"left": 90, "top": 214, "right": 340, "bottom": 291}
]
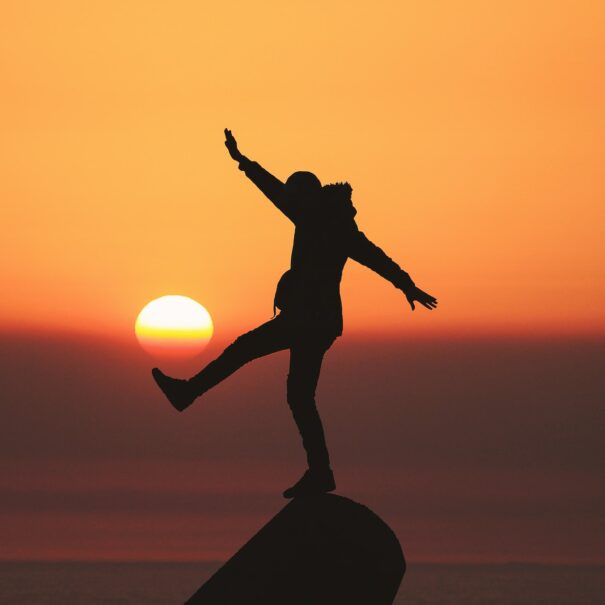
[{"left": 0, "top": 562, "right": 603, "bottom": 604}]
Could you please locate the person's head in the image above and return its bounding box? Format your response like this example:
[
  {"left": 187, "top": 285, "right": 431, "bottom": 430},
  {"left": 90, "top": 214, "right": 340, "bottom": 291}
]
[{"left": 285, "top": 171, "right": 322, "bottom": 208}]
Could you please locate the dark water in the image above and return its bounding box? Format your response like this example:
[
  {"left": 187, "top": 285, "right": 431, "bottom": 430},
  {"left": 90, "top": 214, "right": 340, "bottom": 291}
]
[{"left": 0, "top": 562, "right": 603, "bottom": 604}]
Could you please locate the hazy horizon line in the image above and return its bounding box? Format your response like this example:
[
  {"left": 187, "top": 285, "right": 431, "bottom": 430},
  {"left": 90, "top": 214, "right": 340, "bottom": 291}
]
[{"left": 1, "top": 558, "right": 603, "bottom": 567}]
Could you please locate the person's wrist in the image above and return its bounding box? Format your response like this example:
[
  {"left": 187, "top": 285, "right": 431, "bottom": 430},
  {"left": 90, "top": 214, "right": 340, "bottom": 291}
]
[
  {"left": 397, "top": 271, "right": 416, "bottom": 290},
  {"left": 397, "top": 273, "right": 416, "bottom": 295}
]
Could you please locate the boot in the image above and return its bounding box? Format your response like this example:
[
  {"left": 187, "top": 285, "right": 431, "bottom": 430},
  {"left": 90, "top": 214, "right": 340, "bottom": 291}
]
[
  {"left": 152, "top": 368, "right": 196, "bottom": 412},
  {"left": 282, "top": 467, "right": 336, "bottom": 499}
]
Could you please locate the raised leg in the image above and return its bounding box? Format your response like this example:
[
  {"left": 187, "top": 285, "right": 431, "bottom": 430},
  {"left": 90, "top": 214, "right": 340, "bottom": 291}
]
[
  {"left": 188, "top": 315, "right": 290, "bottom": 397},
  {"left": 152, "top": 316, "right": 290, "bottom": 412}
]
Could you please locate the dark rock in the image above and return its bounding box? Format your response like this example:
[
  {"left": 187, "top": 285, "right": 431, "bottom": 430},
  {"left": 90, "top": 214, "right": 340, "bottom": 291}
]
[{"left": 185, "top": 493, "right": 405, "bottom": 604}]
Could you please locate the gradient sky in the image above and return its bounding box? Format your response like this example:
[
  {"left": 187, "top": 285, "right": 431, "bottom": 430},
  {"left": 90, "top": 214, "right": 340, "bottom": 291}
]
[
  {"left": 1, "top": 0, "right": 604, "bottom": 338},
  {"left": 1, "top": 1, "right": 604, "bottom": 565}
]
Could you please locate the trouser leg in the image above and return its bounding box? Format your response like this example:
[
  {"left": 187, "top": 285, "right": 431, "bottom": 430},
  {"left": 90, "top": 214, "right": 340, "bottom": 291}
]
[
  {"left": 287, "top": 338, "right": 334, "bottom": 470},
  {"left": 188, "top": 316, "right": 289, "bottom": 397}
]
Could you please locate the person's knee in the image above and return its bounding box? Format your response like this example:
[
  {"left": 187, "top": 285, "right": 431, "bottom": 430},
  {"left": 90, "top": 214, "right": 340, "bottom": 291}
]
[
  {"left": 222, "top": 334, "right": 254, "bottom": 364},
  {"left": 286, "top": 377, "right": 315, "bottom": 410}
]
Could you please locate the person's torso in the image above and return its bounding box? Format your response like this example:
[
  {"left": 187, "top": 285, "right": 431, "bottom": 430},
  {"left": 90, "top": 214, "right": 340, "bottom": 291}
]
[{"left": 274, "top": 216, "right": 355, "bottom": 335}]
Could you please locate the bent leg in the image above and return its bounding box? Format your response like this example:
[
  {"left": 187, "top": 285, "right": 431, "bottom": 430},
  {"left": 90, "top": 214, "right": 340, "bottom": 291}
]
[
  {"left": 189, "top": 316, "right": 290, "bottom": 397},
  {"left": 287, "top": 337, "right": 335, "bottom": 470}
]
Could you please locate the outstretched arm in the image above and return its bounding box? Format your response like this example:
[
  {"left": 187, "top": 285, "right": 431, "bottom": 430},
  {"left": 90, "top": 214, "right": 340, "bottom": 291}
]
[
  {"left": 348, "top": 227, "right": 438, "bottom": 311},
  {"left": 224, "top": 129, "right": 296, "bottom": 223}
]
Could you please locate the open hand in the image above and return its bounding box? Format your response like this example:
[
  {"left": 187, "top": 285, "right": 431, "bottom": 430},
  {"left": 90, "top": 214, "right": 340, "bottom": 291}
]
[
  {"left": 405, "top": 286, "right": 438, "bottom": 311},
  {"left": 224, "top": 128, "right": 243, "bottom": 162}
]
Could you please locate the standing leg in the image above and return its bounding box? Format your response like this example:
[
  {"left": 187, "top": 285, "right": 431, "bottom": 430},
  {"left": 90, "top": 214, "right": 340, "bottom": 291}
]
[
  {"left": 282, "top": 333, "right": 337, "bottom": 498},
  {"left": 153, "top": 315, "right": 290, "bottom": 411},
  {"left": 286, "top": 343, "right": 331, "bottom": 469}
]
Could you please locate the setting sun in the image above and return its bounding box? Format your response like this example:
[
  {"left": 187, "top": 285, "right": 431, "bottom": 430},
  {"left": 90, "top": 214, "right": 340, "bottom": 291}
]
[{"left": 135, "top": 295, "right": 213, "bottom": 359}]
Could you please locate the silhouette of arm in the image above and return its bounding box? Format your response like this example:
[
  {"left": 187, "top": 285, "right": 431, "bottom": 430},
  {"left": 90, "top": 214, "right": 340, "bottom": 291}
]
[
  {"left": 348, "top": 227, "right": 416, "bottom": 293},
  {"left": 237, "top": 156, "right": 297, "bottom": 223},
  {"left": 224, "top": 128, "right": 296, "bottom": 222}
]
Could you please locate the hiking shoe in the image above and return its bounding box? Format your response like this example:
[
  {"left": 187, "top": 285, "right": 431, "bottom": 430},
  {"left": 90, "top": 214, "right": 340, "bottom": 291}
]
[
  {"left": 282, "top": 467, "right": 336, "bottom": 499},
  {"left": 152, "top": 368, "right": 196, "bottom": 412}
]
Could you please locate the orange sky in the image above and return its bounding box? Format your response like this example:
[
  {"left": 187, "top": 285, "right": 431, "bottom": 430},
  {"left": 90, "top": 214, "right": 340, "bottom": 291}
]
[{"left": 1, "top": 1, "right": 604, "bottom": 340}]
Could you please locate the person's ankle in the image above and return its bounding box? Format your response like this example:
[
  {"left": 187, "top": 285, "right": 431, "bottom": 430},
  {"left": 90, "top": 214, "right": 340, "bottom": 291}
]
[{"left": 186, "top": 378, "right": 203, "bottom": 396}]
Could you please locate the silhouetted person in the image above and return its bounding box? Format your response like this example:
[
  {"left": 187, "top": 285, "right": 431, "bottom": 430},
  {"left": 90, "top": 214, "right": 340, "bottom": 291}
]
[{"left": 153, "top": 129, "right": 438, "bottom": 499}]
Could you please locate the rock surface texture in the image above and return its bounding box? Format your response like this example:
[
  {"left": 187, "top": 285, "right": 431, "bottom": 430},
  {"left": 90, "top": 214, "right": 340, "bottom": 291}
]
[{"left": 185, "top": 493, "right": 405, "bottom": 604}]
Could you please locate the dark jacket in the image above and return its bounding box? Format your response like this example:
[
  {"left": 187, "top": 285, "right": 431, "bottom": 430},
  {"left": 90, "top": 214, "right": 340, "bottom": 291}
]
[{"left": 238, "top": 157, "right": 415, "bottom": 338}]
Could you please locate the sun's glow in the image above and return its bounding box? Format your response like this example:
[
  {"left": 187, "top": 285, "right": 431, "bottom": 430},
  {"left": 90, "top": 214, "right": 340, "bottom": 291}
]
[{"left": 135, "top": 295, "right": 213, "bottom": 359}]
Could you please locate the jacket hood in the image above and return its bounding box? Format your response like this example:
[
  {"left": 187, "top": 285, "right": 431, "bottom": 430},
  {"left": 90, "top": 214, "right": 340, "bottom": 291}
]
[{"left": 321, "top": 182, "right": 358, "bottom": 221}]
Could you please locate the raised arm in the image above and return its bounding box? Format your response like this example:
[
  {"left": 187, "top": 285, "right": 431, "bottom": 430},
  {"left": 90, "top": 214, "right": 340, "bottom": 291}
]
[
  {"left": 224, "top": 129, "right": 296, "bottom": 222},
  {"left": 348, "top": 225, "right": 438, "bottom": 311}
]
